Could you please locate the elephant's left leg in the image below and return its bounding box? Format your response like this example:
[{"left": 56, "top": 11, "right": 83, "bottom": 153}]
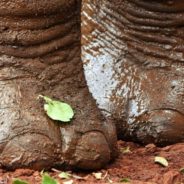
[{"left": 0, "top": 0, "right": 117, "bottom": 170}]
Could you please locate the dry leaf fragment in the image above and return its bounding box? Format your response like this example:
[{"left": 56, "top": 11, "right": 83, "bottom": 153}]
[
  {"left": 92, "top": 172, "right": 103, "bottom": 180},
  {"left": 155, "top": 156, "right": 169, "bottom": 167},
  {"left": 63, "top": 180, "right": 73, "bottom": 184},
  {"left": 58, "top": 172, "right": 71, "bottom": 180}
]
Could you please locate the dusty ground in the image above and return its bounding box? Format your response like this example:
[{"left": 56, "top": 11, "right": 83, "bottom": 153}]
[{"left": 0, "top": 141, "right": 183, "bottom": 184}]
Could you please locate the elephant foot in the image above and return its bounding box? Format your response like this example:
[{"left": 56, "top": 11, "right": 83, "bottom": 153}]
[
  {"left": 121, "top": 67, "right": 184, "bottom": 146},
  {"left": 0, "top": 55, "right": 117, "bottom": 171},
  {"left": 0, "top": 88, "right": 117, "bottom": 171},
  {"left": 82, "top": 0, "right": 184, "bottom": 146},
  {"left": 1, "top": 127, "right": 115, "bottom": 171},
  {"left": 0, "top": 0, "right": 117, "bottom": 170}
]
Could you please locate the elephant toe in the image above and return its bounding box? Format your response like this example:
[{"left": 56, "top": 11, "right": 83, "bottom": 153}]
[
  {"left": 73, "top": 131, "right": 111, "bottom": 170},
  {"left": 134, "top": 110, "right": 184, "bottom": 145},
  {"left": 0, "top": 132, "right": 61, "bottom": 170}
]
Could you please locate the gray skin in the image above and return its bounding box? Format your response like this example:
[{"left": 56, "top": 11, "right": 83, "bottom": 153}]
[
  {"left": 0, "top": 0, "right": 184, "bottom": 171},
  {"left": 82, "top": 0, "right": 184, "bottom": 145}
]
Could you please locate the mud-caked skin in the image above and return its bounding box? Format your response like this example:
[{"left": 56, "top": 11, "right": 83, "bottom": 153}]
[
  {"left": 0, "top": 0, "right": 117, "bottom": 170},
  {"left": 1, "top": 0, "right": 184, "bottom": 171},
  {"left": 82, "top": 0, "right": 184, "bottom": 145}
]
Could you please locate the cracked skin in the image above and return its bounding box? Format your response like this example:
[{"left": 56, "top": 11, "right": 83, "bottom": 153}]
[{"left": 0, "top": 0, "right": 183, "bottom": 170}]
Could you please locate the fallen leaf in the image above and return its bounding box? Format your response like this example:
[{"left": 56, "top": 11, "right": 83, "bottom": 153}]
[
  {"left": 121, "top": 146, "right": 131, "bottom": 154},
  {"left": 107, "top": 177, "right": 113, "bottom": 183},
  {"left": 155, "top": 156, "right": 169, "bottom": 167},
  {"left": 58, "top": 172, "right": 71, "bottom": 179},
  {"left": 72, "top": 174, "right": 86, "bottom": 180},
  {"left": 40, "top": 170, "right": 45, "bottom": 176},
  {"left": 41, "top": 173, "right": 58, "bottom": 184},
  {"left": 102, "top": 171, "right": 108, "bottom": 180},
  {"left": 92, "top": 172, "right": 103, "bottom": 180},
  {"left": 180, "top": 168, "right": 184, "bottom": 174},
  {"left": 63, "top": 180, "right": 73, "bottom": 184},
  {"left": 120, "top": 178, "right": 131, "bottom": 183},
  {"left": 39, "top": 95, "right": 74, "bottom": 122},
  {"left": 12, "top": 179, "right": 29, "bottom": 184}
]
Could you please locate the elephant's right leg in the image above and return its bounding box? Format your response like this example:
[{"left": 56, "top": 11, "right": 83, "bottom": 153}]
[
  {"left": 82, "top": 0, "right": 184, "bottom": 145},
  {"left": 0, "top": 0, "right": 117, "bottom": 170}
]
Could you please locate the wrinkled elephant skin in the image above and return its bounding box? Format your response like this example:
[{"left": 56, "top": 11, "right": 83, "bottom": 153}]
[
  {"left": 0, "top": 0, "right": 117, "bottom": 170},
  {"left": 0, "top": 0, "right": 184, "bottom": 171},
  {"left": 82, "top": 0, "right": 184, "bottom": 145}
]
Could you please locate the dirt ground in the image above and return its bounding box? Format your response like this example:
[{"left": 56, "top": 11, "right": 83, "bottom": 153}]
[{"left": 0, "top": 141, "right": 183, "bottom": 184}]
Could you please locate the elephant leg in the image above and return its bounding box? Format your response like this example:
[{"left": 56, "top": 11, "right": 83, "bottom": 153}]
[
  {"left": 82, "top": 0, "right": 184, "bottom": 145},
  {"left": 0, "top": 0, "right": 117, "bottom": 170}
]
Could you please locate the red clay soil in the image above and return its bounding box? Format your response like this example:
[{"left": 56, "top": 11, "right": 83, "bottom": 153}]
[{"left": 0, "top": 141, "right": 183, "bottom": 184}]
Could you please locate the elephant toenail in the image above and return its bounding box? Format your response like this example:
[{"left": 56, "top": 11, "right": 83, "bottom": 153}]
[
  {"left": 135, "top": 110, "right": 184, "bottom": 145},
  {"left": 74, "top": 131, "right": 111, "bottom": 170}
]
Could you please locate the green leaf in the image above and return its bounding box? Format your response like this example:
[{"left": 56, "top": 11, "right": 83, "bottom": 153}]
[
  {"left": 39, "top": 95, "right": 74, "bottom": 122},
  {"left": 121, "top": 146, "right": 131, "bottom": 154},
  {"left": 13, "top": 179, "right": 29, "bottom": 184},
  {"left": 42, "top": 173, "right": 58, "bottom": 184},
  {"left": 58, "top": 172, "right": 71, "bottom": 179},
  {"left": 155, "top": 156, "right": 168, "bottom": 167},
  {"left": 120, "top": 178, "right": 131, "bottom": 183}
]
